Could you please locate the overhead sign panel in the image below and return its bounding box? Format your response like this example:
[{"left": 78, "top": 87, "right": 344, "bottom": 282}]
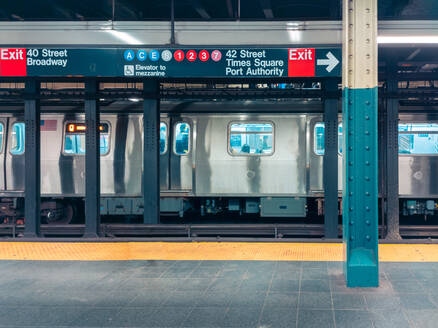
[{"left": 0, "top": 47, "right": 341, "bottom": 78}]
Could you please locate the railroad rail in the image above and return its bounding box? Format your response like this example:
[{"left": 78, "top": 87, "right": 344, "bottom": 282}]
[{"left": 0, "top": 223, "right": 436, "bottom": 239}]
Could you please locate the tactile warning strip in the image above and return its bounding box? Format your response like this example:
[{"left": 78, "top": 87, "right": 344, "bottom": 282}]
[{"left": 0, "top": 242, "right": 437, "bottom": 262}]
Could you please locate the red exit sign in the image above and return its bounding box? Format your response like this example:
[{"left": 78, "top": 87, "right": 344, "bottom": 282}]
[
  {"left": 288, "top": 48, "right": 315, "bottom": 77},
  {"left": 0, "top": 48, "right": 27, "bottom": 76}
]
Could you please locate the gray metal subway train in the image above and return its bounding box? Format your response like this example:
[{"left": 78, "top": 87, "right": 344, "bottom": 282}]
[{"left": 0, "top": 100, "right": 437, "bottom": 223}]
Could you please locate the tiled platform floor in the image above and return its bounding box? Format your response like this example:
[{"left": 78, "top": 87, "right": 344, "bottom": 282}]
[{"left": 0, "top": 260, "right": 437, "bottom": 328}]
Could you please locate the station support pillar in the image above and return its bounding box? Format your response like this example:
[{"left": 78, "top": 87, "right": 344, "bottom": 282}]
[
  {"left": 84, "top": 80, "right": 101, "bottom": 237},
  {"left": 385, "top": 64, "right": 401, "bottom": 240},
  {"left": 342, "top": 0, "right": 379, "bottom": 287},
  {"left": 323, "top": 79, "right": 339, "bottom": 239},
  {"left": 24, "top": 80, "right": 41, "bottom": 237},
  {"left": 143, "top": 80, "right": 160, "bottom": 224}
]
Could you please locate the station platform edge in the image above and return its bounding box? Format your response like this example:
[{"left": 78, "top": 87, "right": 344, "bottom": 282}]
[{"left": 0, "top": 242, "right": 437, "bottom": 262}]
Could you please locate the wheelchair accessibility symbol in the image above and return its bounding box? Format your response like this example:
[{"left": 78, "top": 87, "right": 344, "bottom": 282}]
[{"left": 124, "top": 65, "right": 134, "bottom": 76}]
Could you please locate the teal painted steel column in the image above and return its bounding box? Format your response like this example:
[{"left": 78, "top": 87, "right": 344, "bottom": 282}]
[{"left": 342, "top": 0, "right": 379, "bottom": 287}]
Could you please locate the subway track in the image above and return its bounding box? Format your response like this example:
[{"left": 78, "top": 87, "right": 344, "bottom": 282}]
[{"left": 0, "top": 223, "right": 437, "bottom": 240}]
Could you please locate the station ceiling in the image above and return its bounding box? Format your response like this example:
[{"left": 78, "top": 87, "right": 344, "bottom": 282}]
[{"left": 0, "top": 0, "right": 437, "bottom": 21}]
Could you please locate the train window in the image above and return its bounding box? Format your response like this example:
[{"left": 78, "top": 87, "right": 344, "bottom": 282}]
[
  {"left": 0, "top": 123, "right": 3, "bottom": 153},
  {"left": 63, "top": 122, "right": 110, "bottom": 155},
  {"left": 313, "top": 123, "right": 343, "bottom": 155},
  {"left": 11, "top": 123, "right": 25, "bottom": 155},
  {"left": 229, "top": 122, "right": 274, "bottom": 155},
  {"left": 399, "top": 134, "right": 438, "bottom": 155},
  {"left": 314, "top": 123, "right": 325, "bottom": 155},
  {"left": 399, "top": 123, "right": 438, "bottom": 155},
  {"left": 160, "top": 122, "right": 167, "bottom": 154},
  {"left": 399, "top": 123, "right": 438, "bottom": 132},
  {"left": 174, "top": 122, "right": 190, "bottom": 155}
]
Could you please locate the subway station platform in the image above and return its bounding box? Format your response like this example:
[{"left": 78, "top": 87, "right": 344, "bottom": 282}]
[{"left": 0, "top": 242, "right": 437, "bottom": 327}]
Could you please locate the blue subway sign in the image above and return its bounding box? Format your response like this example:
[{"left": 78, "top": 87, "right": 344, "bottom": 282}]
[{"left": 0, "top": 47, "right": 341, "bottom": 78}]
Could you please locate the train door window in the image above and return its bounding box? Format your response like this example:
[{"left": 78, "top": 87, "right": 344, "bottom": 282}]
[
  {"left": 174, "top": 122, "right": 190, "bottom": 155},
  {"left": 10, "top": 123, "right": 25, "bottom": 155},
  {"left": 160, "top": 122, "right": 167, "bottom": 154},
  {"left": 313, "top": 122, "right": 343, "bottom": 155},
  {"left": 229, "top": 122, "right": 274, "bottom": 155},
  {"left": 314, "top": 123, "right": 325, "bottom": 155},
  {"left": 399, "top": 123, "right": 438, "bottom": 155},
  {"left": 0, "top": 123, "right": 3, "bottom": 153},
  {"left": 63, "top": 122, "right": 110, "bottom": 155}
]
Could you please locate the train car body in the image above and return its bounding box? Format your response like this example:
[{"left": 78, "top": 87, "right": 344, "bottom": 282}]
[{"left": 0, "top": 101, "right": 436, "bottom": 222}]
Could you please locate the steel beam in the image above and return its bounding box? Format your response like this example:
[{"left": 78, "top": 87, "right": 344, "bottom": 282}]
[
  {"left": 143, "top": 80, "right": 160, "bottom": 224},
  {"left": 323, "top": 79, "right": 339, "bottom": 238},
  {"left": 342, "top": 0, "right": 379, "bottom": 287},
  {"left": 84, "top": 80, "right": 100, "bottom": 237},
  {"left": 385, "top": 63, "right": 401, "bottom": 240},
  {"left": 24, "top": 80, "right": 41, "bottom": 237}
]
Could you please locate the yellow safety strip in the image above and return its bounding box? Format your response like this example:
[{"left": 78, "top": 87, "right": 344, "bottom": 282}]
[{"left": 0, "top": 242, "right": 437, "bottom": 262}]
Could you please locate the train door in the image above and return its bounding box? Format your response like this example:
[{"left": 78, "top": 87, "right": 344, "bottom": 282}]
[
  {"left": 5, "top": 118, "right": 25, "bottom": 191},
  {"left": 169, "top": 117, "right": 193, "bottom": 192},
  {"left": 0, "top": 118, "right": 6, "bottom": 191},
  {"left": 160, "top": 117, "right": 170, "bottom": 191}
]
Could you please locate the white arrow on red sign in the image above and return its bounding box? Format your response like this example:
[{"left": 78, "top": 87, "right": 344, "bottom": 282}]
[{"left": 317, "top": 51, "right": 339, "bottom": 73}]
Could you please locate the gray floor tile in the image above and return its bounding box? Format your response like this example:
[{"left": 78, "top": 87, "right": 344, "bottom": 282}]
[
  {"left": 276, "top": 262, "right": 303, "bottom": 271},
  {"left": 176, "top": 278, "right": 212, "bottom": 292},
  {"left": 332, "top": 293, "right": 366, "bottom": 309},
  {"left": 428, "top": 292, "right": 438, "bottom": 307},
  {"left": 69, "top": 307, "right": 124, "bottom": 327},
  {"left": 0, "top": 287, "right": 49, "bottom": 306},
  {"left": 405, "top": 309, "right": 438, "bottom": 328},
  {"left": 196, "top": 291, "right": 236, "bottom": 307},
  {"left": 240, "top": 277, "right": 272, "bottom": 291},
  {"left": 364, "top": 294, "right": 401, "bottom": 310},
  {"left": 264, "top": 292, "right": 299, "bottom": 308},
  {"left": 299, "top": 292, "right": 332, "bottom": 309},
  {"left": 270, "top": 279, "right": 300, "bottom": 292},
  {"left": 37, "top": 288, "right": 114, "bottom": 307},
  {"left": 228, "top": 290, "right": 267, "bottom": 308},
  {"left": 335, "top": 310, "right": 374, "bottom": 328},
  {"left": 189, "top": 267, "right": 221, "bottom": 278},
  {"left": 273, "top": 270, "right": 301, "bottom": 280},
  {"left": 258, "top": 306, "right": 297, "bottom": 328},
  {"left": 297, "top": 309, "right": 334, "bottom": 328},
  {"left": 129, "top": 290, "right": 170, "bottom": 307},
  {"left": 143, "top": 306, "right": 193, "bottom": 327},
  {"left": 410, "top": 268, "right": 438, "bottom": 280},
  {"left": 161, "top": 268, "right": 196, "bottom": 278},
  {"left": 391, "top": 280, "right": 425, "bottom": 293},
  {"left": 302, "top": 268, "right": 329, "bottom": 280},
  {"left": 385, "top": 268, "right": 415, "bottom": 281},
  {"left": 222, "top": 306, "right": 262, "bottom": 327},
  {"left": 92, "top": 290, "right": 140, "bottom": 307},
  {"left": 370, "top": 309, "right": 411, "bottom": 328},
  {"left": 300, "top": 279, "right": 330, "bottom": 292},
  {"left": 198, "top": 260, "right": 226, "bottom": 268},
  {"left": 2, "top": 260, "right": 437, "bottom": 328},
  {"left": 130, "top": 267, "right": 168, "bottom": 278},
  {"left": 207, "top": 278, "right": 242, "bottom": 292},
  {"left": 420, "top": 279, "right": 438, "bottom": 293},
  {"left": 162, "top": 291, "right": 205, "bottom": 307},
  {"left": 216, "top": 268, "right": 247, "bottom": 279},
  {"left": 117, "top": 277, "right": 169, "bottom": 290},
  {"left": 0, "top": 306, "right": 84, "bottom": 326},
  {"left": 302, "top": 262, "right": 327, "bottom": 269},
  {"left": 399, "top": 293, "right": 436, "bottom": 310},
  {"left": 182, "top": 306, "right": 228, "bottom": 327},
  {"left": 351, "top": 280, "right": 395, "bottom": 294}
]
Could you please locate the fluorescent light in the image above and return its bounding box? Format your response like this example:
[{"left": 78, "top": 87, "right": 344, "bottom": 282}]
[
  {"left": 378, "top": 36, "right": 438, "bottom": 44},
  {"left": 129, "top": 98, "right": 140, "bottom": 102},
  {"left": 106, "top": 30, "right": 142, "bottom": 45}
]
